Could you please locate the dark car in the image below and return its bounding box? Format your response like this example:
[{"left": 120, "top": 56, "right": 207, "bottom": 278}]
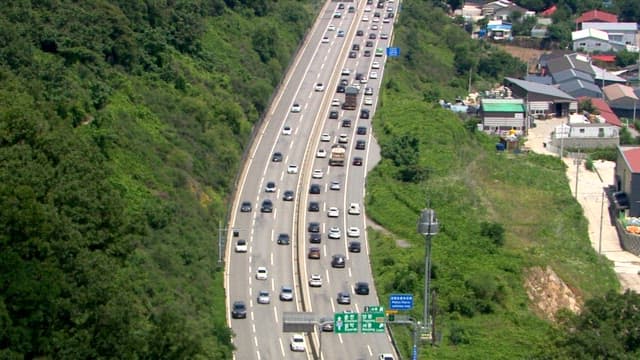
[
  {"left": 348, "top": 241, "right": 361, "bottom": 253},
  {"left": 356, "top": 29, "right": 364, "bottom": 36},
  {"left": 231, "top": 301, "right": 247, "bottom": 319},
  {"left": 352, "top": 44, "right": 360, "bottom": 51},
  {"left": 277, "top": 233, "right": 290, "bottom": 245},
  {"left": 355, "top": 72, "right": 363, "bottom": 81},
  {"left": 336, "top": 85, "right": 346, "bottom": 93},
  {"left": 283, "top": 190, "right": 294, "bottom": 201},
  {"left": 309, "top": 233, "right": 321, "bottom": 243},
  {"left": 369, "top": 33, "right": 377, "bottom": 40},
  {"left": 261, "top": 199, "right": 273, "bottom": 212},
  {"left": 354, "top": 282, "right": 370, "bottom": 295},
  {"left": 357, "top": 126, "right": 368, "bottom": 135},
  {"left": 240, "top": 201, "right": 252, "bottom": 212},
  {"left": 349, "top": 51, "right": 357, "bottom": 59},
  {"left": 366, "top": 40, "right": 374, "bottom": 47},
  {"left": 342, "top": 119, "right": 352, "bottom": 128},
  {"left": 308, "top": 222, "right": 320, "bottom": 233},
  {"left": 355, "top": 140, "right": 366, "bottom": 150},
  {"left": 363, "top": 50, "right": 371, "bottom": 57},
  {"left": 320, "top": 317, "right": 334, "bottom": 332},
  {"left": 309, "top": 183, "right": 321, "bottom": 194},
  {"left": 348, "top": 5, "right": 355, "bottom": 13},
  {"left": 360, "top": 109, "right": 370, "bottom": 119},
  {"left": 308, "top": 247, "right": 321, "bottom": 259},
  {"left": 337, "top": 291, "right": 351, "bottom": 304},
  {"left": 340, "top": 78, "right": 349, "bottom": 86},
  {"left": 308, "top": 201, "right": 320, "bottom": 212},
  {"left": 331, "top": 254, "right": 346, "bottom": 268},
  {"left": 329, "top": 110, "right": 339, "bottom": 119},
  {"left": 614, "top": 191, "right": 630, "bottom": 209},
  {"left": 272, "top": 152, "right": 283, "bottom": 162},
  {"left": 353, "top": 157, "right": 363, "bottom": 166}
]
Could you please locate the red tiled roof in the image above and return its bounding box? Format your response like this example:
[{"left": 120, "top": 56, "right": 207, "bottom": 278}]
[
  {"left": 623, "top": 147, "right": 640, "bottom": 173},
  {"left": 592, "top": 54, "right": 616, "bottom": 63},
  {"left": 579, "top": 96, "right": 622, "bottom": 127},
  {"left": 576, "top": 10, "right": 618, "bottom": 24},
  {"left": 541, "top": 5, "right": 556, "bottom": 17}
]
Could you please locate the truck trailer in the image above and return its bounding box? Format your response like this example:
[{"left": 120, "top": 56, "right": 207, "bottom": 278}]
[{"left": 329, "top": 144, "right": 346, "bottom": 166}]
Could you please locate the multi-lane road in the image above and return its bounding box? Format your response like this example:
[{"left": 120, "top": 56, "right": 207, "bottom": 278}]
[{"left": 226, "top": 1, "right": 398, "bottom": 359}]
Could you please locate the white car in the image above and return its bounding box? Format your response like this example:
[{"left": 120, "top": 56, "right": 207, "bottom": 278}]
[
  {"left": 328, "top": 227, "right": 341, "bottom": 239},
  {"left": 372, "top": 17, "right": 379, "bottom": 23},
  {"left": 282, "top": 125, "right": 292, "bottom": 135},
  {"left": 348, "top": 203, "right": 361, "bottom": 215},
  {"left": 291, "top": 103, "right": 301, "bottom": 112},
  {"left": 257, "top": 290, "right": 270, "bottom": 304},
  {"left": 341, "top": 68, "right": 351, "bottom": 76},
  {"left": 364, "top": 6, "right": 371, "bottom": 12},
  {"left": 317, "top": 149, "right": 327, "bottom": 158},
  {"left": 256, "top": 266, "right": 268, "bottom": 280},
  {"left": 372, "top": 61, "right": 380, "bottom": 69},
  {"left": 321, "top": 36, "right": 330, "bottom": 43},
  {"left": 360, "top": 76, "right": 368, "bottom": 84},
  {"left": 309, "top": 274, "right": 323, "bottom": 287},
  {"left": 287, "top": 164, "right": 298, "bottom": 174},
  {"left": 372, "top": 24, "right": 379, "bottom": 30},
  {"left": 338, "top": 134, "right": 348, "bottom": 143},
  {"left": 362, "top": 16, "right": 369, "bottom": 22},
  {"left": 327, "top": 24, "right": 336, "bottom": 31},
  {"left": 364, "top": 97, "right": 373, "bottom": 105},
  {"left": 331, "top": 98, "right": 341, "bottom": 107},
  {"left": 330, "top": 180, "right": 341, "bottom": 190},
  {"left": 290, "top": 334, "right": 306, "bottom": 352},
  {"left": 235, "top": 239, "right": 248, "bottom": 253},
  {"left": 328, "top": 207, "right": 339, "bottom": 217},
  {"left": 315, "top": 82, "right": 325, "bottom": 92},
  {"left": 370, "top": 71, "right": 378, "bottom": 79},
  {"left": 380, "top": 32, "right": 389, "bottom": 39},
  {"left": 351, "top": 82, "right": 361, "bottom": 91},
  {"left": 347, "top": 227, "right": 360, "bottom": 237},
  {"left": 312, "top": 169, "right": 324, "bottom": 179},
  {"left": 378, "top": 354, "right": 395, "bottom": 360},
  {"left": 365, "top": 87, "right": 374, "bottom": 95},
  {"left": 321, "top": 133, "right": 331, "bottom": 142}
]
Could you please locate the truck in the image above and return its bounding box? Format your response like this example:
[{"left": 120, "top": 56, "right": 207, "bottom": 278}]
[
  {"left": 329, "top": 144, "right": 346, "bottom": 166},
  {"left": 342, "top": 86, "right": 359, "bottom": 110}
]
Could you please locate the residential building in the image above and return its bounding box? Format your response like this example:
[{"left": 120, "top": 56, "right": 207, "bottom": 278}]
[
  {"left": 582, "top": 22, "right": 639, "bottom": 47},
  {"left": 531, "top": 18, "right": 552, "bottom": 39},
  {"left": 480, "top": 98, "right": 527, "bottom": 133},
  {"left": 559, "top": 79, "right": 603, "bottom": 98},
  {"left": 551, "top": 68, "right": 594, "bottom": 85},
  {"left": 614, "top": 146, "right": 640, "bottom": 217},
  {"left": 591, "top": 64, "right": 627, "bottom": 86},
  {"left": 575, "top": 9, "right": 618, "bottom": 30},
  {"left": 550, "top": 113, "right": 619, "bottom": 150},
  {"left": 578, "top": 96, "right": 623, "bottom": 127},
  {"left": 524, "top": 75, "right": 553, "bottom": 85},
  {"left": 486, "top": 20, "right": 512, "bottom": 40},
  {"left": 546, "top": 53, "right": 595, "bottom": 77},
  {"left": 482, "top": 0, "right": 530, "bottom": 21},
  {"left": 572, "top": 28, "right": 612, "bottom": 52},
  {"left": 504, "top": 77, "right": 577, "bottom": 118},
  {"left": 603, "top": 84, "right": 640, "bottom": 118}
]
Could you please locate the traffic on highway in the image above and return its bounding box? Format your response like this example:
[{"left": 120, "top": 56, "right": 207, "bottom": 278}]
[{"left": 226, "top": 1, "right": 399, "bottom": 359}]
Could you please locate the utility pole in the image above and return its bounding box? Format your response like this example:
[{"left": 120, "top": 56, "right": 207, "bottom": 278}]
[
  {"left": 417, "top": 208, "right": 439, "bottom": 342},
  {"left": 218, "top": 221, "right": 227, "bottom": 264},
  {"left": 574, "top": 148, "right": 581, "bottom": 198},
  {"left": 599, "top": 190, "right": 604, "bottom": 254}
]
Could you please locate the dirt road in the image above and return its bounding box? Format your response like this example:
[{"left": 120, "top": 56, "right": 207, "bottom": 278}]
[{"left": 526, "top": 118, "right": 640, "bottom": 293}]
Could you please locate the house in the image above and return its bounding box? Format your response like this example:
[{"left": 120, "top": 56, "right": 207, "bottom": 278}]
[
  {"left": 614, "top": 146, "right": 640, "bottom": 217},
  {"left": 486, "top": 20, "right": 512, "bottom": 40},
  {"left": 572, "top": 28, "right": 612, "bottom": 52},
  {"left": 546, "top": 53, "right": 595, "bottom": 77},
  {"left": 531, "top": 18, "right": 552, "bottom": 39},
  {"left": 524, "top": 75, "right": 553, "bottom": 85},
  {"left": 551, "top": 68, "right": 595, "bottom": 85},
  {"left": 480, "top": 98, "right": 528, "bottom": 133},
  {"left": 603, "top": 84, "right": 640, "bottom": 118},
  {"left": 581, "top": 22, "right": 639, "bottom": 47},
  {"left": 540, "top": 5, "right": 556, "bottom": 17},
  {"left": 504, "top": 77, "right": 577, "bottom": 118},
  {"left": 482, "top": 0, "right": 530, "bottom": 21},
  {"left": 550, "top": 113, "right": 619, "bottom": 150},
  {"left": 559, "top": 79, "right": 603, "bottom": 98},
  {"left": 578, "top": 96, "right": 623, "bottom": 127},
  {"left": 591, "top": 64, "right": 627, "bottom": 86},
  {"left": 575, "top": 9, "right": 618, "bottom": 30}
]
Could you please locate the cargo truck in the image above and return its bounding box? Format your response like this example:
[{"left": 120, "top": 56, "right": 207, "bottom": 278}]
[
  {"left": 329, "top": 144, "right": 346, "bottom": 166},
  {"left": 342, "top": 86, "right": 359, "bottom": 110}
]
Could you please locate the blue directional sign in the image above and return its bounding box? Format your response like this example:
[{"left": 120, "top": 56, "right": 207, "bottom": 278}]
[
  {"left": 386, "top": 47, "right": 400, "bottom": 57},
  {"left": 412, "top": 344, "right": 418, "bottom": 360},
  {"left": 390, "top": 294, "right": 413, "bottom": 310}
]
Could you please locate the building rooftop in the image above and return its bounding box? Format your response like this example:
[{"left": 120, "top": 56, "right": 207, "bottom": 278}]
[
  {"left": 572, "top": 28, "right": 609, "bottom": 42},
  {"left": 505, "top": 77, "right": 575, "bottom": 101},
  {"left": 559, "top": 79, "right": 602, "bottom": 97},
  {"left": 578, "top": 96, "right": 622, "bottom": 127},
  {"left": 547, "top": 54, "right": 595, "bottom": 76},
  {"left": 575, "top": 10, "right": 617, "bottom": 24},
  {"left": 582, "top": 22, "right": 639, "bottom": 32},
  {"left": 591, "top": 64, "right": 627, "bottom": 83},
  {"left": 603, "top": 84, "right": 639, "bottom": 101},
  {"left": 552, "top": 68, "right": 594, "bottom": 84},
  {"left": 481, "top": 99, "right": 525, "bottom": 112},
  {"left": 622, "top": 146, "right": 640, "bottom": 173}
]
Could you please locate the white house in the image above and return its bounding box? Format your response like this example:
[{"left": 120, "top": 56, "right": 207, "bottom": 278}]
[
  {"left": 572, "top": 28, "right": 612, "bottom": 52},
  {"left": 581, "top": 22, "right": 639, "bottom": 47},
  {"left": 551, "top": 113, "right": 619, "bottom": 150}
]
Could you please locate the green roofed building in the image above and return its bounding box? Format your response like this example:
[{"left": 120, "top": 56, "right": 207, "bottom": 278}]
[{"left": 480, "top": 98, "right": 528, "bottom": 134}]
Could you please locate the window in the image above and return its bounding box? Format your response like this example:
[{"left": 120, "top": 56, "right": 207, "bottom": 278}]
[
  {"left": 579, "top": 42, "right": 586, "bottom": 46},
  {"left": 579, "top": 128, "right": 585, "bottom": 134},
  {"left": 595, "top": 42, "right": 601, "bottom": 46},
  {"left": 598, "top": 128, "right": 604, "bottom": 137}
]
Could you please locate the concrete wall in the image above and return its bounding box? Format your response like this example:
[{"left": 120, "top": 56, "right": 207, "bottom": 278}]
[
  {"left": 549, "top": 136, "right": 619, "bottom": 150},
  {"left": 573, "top": 38, "right": 613, "bottom": 52}
]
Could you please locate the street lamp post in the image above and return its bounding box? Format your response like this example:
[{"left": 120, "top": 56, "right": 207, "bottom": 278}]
[{"left": 417, "top": 208, "right": 439, "bottom": 344}]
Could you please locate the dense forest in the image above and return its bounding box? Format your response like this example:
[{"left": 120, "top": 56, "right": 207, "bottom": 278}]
[{"left": 0, "top": 0, "right": 318, "bottom": 358}]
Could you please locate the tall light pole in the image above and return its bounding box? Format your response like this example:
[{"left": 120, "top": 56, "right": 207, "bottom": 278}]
[{"left": 417, "top": 208, "right": 439, "bottom": 342}]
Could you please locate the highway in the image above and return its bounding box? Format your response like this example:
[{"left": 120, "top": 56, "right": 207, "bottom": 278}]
[{"left": 226, "top": 1, "right": 398, "bottom": 359}]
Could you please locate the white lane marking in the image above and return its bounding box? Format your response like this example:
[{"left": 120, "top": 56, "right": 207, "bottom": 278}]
[
  {"left": 274, "top": 307, "right": 279, "bottom": 324},
  {"left": 270, "top": 252, "right": 274, "bottom": 266},
  {"left": 279, "top": 338, "right": 285, "bottom": 357},
  {"left": 252, "top": 323, "right": 256, "bottom": 333},
  {"left": 289, "top": 141, "right": 294, "bottom": 150},
  {"left": 249, "top": 288, "right": 253, "bottom": 297},
  {"left": 348, "top": 268, "right": 352, "bottom": 278},
  {"left": 323, "top": 244, "right": 327, "bottom": 255},
  {"left": 280, "top": 171, "right": 284, "bottom": 181},
  {"left": 271, "top": 278, "right": 275, "bottom": 292},
  {"left": 320, "top": 63, "right": 325, "bottom": 70},
  {"left": 355, "top": 304, "right": 360, "bottom": 313},
  {"left": 330, "top": 300, "right": 336, "bottom": 313},
  {"left": 273, "top": 208, "right": 277, "bottom": 220},
  {"left": 254, "top": 336, "right": 259, "bottom": 347},
  {"left": 325, "top": 268, "right": 330, "bottom": 284},
  {"left": 251, "top": 311, "right": 255, "bottom": 322},
  {"left": 368, "top": 345, "right": 373, "bottom": 356},
  {"left": 276, "top": 189, "right": 280, "bottom": 199},
  {"left": 308, "top": 92, "right": 312, "bottom": 99},
  {"left": 338, "top": 334, "right": 344, "bottom": 344},
  {"left": 256, "top": 350, "right": 261, "bottom": 360}
]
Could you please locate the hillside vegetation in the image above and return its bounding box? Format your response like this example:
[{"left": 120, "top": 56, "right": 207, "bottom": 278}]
[
  {"left": 0, "top": 0, "right": 318, "bottom": 358},
  {"left": 368, "top": 1, "right": 629, "bottom": 359}
]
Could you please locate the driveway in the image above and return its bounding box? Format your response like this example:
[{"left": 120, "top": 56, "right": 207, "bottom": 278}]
[{"left": 526, "top": 118, "right": 640, "bottom": 293}]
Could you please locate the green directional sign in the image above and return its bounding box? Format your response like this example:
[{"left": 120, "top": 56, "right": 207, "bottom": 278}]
[
  {"left": 364, "top": 306, "right": 384, "bottom": 313},
  {"left": 334, "top": 312, "right": 359, "bottom": 334},
  {"left": 361, "top": 311, "right": 385, "bottom": 333}
]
